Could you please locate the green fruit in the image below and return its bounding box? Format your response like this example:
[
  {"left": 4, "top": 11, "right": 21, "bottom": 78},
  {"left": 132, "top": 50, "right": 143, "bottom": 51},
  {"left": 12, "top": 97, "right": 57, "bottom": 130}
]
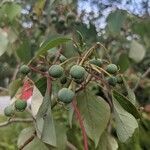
[
  {"left": 20, "top": 65, "right": 30, "bottom": 75},
  {"left": 58, "top": 88, "right": 75, "bottom": 103},
  {"left": 39, "top": 65, "right": 48, "bottom": 72},
  {"left": 58, "top": 16, "right": 65, "bottom": 24},
  {"left": 107, "top": 76, "right": 117, "bottom": 86},
  {"left": 70, "top": 65, "right": 86, "bottom": 79},
  {"left": 74, "top": 77, "right": 84, "bottom": 84},
  {"left": 4, "top": 105, "right": 15, "bottom": 117},
  {"left": 60, "top": 76, "right": 67, "bottom": 84},
  {"left": 15, "top": 100, "right": 27, "bottom": 111},
  {"left": 116, "top": 75, "right": 123, "bottom": 84},
  {"left": 48, "top": 65, "right": 64, "bottom": 78},
  {"left": 50, "top": 10, "right": 57, "bottom": 17},
  {"left": 59, "top": 55, "right": 67, "bottom": 62},
  {"left": 75, "top": 19, "right": 81, "bottom": 25},
  {"left": 51, "top": 17, "right": 57, "bottom": 24},
  {"left": 89, "top": 59, "right": 103, "bottom": 67},
  {"left": 106, "top": 64, "right": 118, "bottom": 74},
  {"left": 67, "top": 12, "right": 76, "bottom": 20}
]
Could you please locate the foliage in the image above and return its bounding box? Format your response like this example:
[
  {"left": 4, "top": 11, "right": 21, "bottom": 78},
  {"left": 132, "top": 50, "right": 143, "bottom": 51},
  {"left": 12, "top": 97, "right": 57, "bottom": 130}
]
[{"left": 0, "top": 0, "right": 149, "bottom": 150}]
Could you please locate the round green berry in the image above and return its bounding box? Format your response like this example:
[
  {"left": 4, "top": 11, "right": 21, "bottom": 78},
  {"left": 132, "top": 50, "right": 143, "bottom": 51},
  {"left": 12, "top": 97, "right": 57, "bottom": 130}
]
[
  {"left": 116, "top": 75, "right": 123, "bottom": 84},
  {"left": 70, "top": 65, "right": 86, "bottom": 79},
  {"left": 107, "top": 76, "right": 117, "bottom": 86},
  {"left": 51, "top": 17, "right": 57, "bottom": 24},
  {"left": 67, "top": 12, "right": 76, "bottom": 20},
  {"left": 48, "top": 65, "right": 64, "bottom": 78},
  {"left": 50, "top": 10, "right": 57, "bottom": 18},
  {"left": 59, "top": 55, "right": 67, "bottom": 62},
  {"left": 58, "top": 16, "right": 65, "bottom": 24},
  {"left": 58, "top": 88, "right": 75, "bottom": 103},
  {"left": 106, "top": 64, "right": 118, "bottom": 74},
  {"left": 60, "top": 76, "right": 67, "bottom": 84},
  {"left": 74, "top": 77, "right": 84, "bottom": 84},
  {"left": 20, "top": 65, "right": 30, "bottom": 75},
  {"left": 15, "top": 100, "right": 27, "bottom": 111},
  {"left": 89, "top": 59, "right": 103, "bottom": 67},
  {"left": 4, "top": 105, "right": 15, "bottom": 117}
]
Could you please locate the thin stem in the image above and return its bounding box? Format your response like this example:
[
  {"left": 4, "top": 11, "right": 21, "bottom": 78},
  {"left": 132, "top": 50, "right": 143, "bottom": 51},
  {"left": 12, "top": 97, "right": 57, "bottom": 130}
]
[
  {"left": 66, "top": 141, "right": 78, "bottom": 150},
  {"left": 90, "top": 64, "right": 111, "bottom": 76},
  {"left": 0, "top": 118, "right": 33, "bottom": 127},
  {"left": 29, "top": 65, "right": 52, "bottom": 79},
  {"left": 72, "top": 100, "right": 88, "bottom": 150},
  {"left": 79, "top": 43, "right": 99, "bottom": 65},
  {"left": 19, "top": 132, "right": 36, "bottom": 150},
  {"left": 133, "top": 68, "right": 150, "bottom": 91}
]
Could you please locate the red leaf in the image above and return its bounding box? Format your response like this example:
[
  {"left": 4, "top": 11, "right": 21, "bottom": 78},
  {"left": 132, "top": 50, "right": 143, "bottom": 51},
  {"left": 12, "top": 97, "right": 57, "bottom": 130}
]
[{"left": 20, "top": 80, "right": 33, "bottom": 101}]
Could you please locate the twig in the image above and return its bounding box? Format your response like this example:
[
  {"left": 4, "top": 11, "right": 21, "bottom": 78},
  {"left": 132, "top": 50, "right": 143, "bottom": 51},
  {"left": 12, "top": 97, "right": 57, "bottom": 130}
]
[
  {"left": 79, "top": 43, "right": 99, "bottom": 65},
  {"left": 53, "top": 47, "right": 62, "bottom": 64},
  {"left": 76, "top": 75, "right": 92, "bottom": 92},
  {"left": 0, "top": 87, "right": 9, "bottom": 92},
  {"left": 19, "top": 132, "right": 36, "bottom": 150},
  {"left": 72, "top": 100, "right": 88, "bottom": 150},
  {"left": 66, "top": 141, "right": 78, "bottom": 150},
  {"left": 11, "top": 64, "right": 20, "bottom": 81},
  {"left": 134, "top": 67, "right": 150, "bottom": 91},
  {"left": 29, "top": 65, "right": 52, "bottom": 79},
  {"left": 0, "top": 118, "right": 33, "bottom": 127}
]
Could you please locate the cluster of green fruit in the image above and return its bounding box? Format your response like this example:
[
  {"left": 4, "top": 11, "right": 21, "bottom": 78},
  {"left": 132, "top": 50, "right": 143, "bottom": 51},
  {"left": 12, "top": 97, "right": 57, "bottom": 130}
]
[
  {"left": 105, "top": 64, "right": 123, "bottom": 86},
  {"left": 50, "top": 10, "right": 80, "bottom": 33},
  {"left": 4, "top": 99, "right": 27, "bottom": 117},
  {"left": 18, "top": 57, "right": 123, "bottom": 104},
  {"left": 88, "top": 58, "right": 122, "bottom": 86},
  {"left": 49, "top": 64, "right": 86, "bottom": 103}
]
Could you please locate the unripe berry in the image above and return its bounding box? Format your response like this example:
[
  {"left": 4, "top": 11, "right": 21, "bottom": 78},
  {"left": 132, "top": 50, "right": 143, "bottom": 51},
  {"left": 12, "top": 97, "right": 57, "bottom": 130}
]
[
  {"left": 58, "top": 16, "right": 65, "bottom": 24},
  {"left": 70, "top": 65, "right": 85, "bottom": 79},
  {"left": 20, "top": 65, "right": 30, "bottom": 75},
  {"left": 15, "top": 99, "right": 27, "bottom": 111},
  {"left": 58, "top": 88, "right": 75, "bottom": 103},
  {"left": 89, "top": 59, "right": 103, "bottom": 67},
  {"left": 106, "top": 64, "right": 118, "bottom": 74},
  {"left": 59, "top": 55, "right": 67, "bottom": 62},
  {"left": 67, "top": 12, "right": 76, "bottom": 20},
  {"left": 107, "top": 76, "right": 117, "bottom": 86},
  {"left": 51, "top": 17, "right": 57, "bottom": 24},
  {"left": 116, "top": 75, "right": 123, "bottom": 84},
  {"left": 4, "top": 105, "right": 15, "bottom": 117},
  {"left": 60, "top": 76, "right": 67, "bottom": 84},
  {"left": 50, "top": 10, "right": 57, "bottom": 18},
  {"left": 48, "top": 65, "right": 64, "bottom": 78}
]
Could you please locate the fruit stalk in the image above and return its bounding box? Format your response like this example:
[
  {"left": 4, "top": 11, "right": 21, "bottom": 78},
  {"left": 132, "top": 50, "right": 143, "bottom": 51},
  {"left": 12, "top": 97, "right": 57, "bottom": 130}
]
[{"left": 72, "top": 100, "right": 89, "bottom": 150}]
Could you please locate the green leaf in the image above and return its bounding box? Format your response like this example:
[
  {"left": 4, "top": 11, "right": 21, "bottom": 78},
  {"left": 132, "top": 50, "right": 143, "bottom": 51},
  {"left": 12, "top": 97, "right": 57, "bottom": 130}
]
[
  {"left": 17, "top": 127, "right": 35, "bottom": 148},
  {"left": 53, "top": 122, "right": 67, "bottom": 150},
  {"left": 97, "top": 132, "right": 118, "bottom": 150},
  {"left": 107, "top": 10, "right": 127, "bottom": 35},
  {"left": 77, "top": 90, "right": 111, "bottom": 147},
  {"left": 113, "top": 90, "right": 140, "bottom": 119},
  {"left": 113, "top": 97, "right": 138, "bottom": 143},
  {"left": 35, "top": 87, "right": 56, "bottom": 147},
  {"left": 36, "top": 37, "right": 71, "bottom": 56},
  {"left": 16, "top": 40, "right": 32, "bottom": 63},
  {"left": 129, "top": 40, "right": 146, "bottom": 63},
  {"left": 68, "top": 104, "right": 74, "bottom": 128},
  {"left": 117, "top": 53, "right": 130, "bottom": 72},
  {"left": 0, "top": 28, "right": 9, "bottom": 56},
  {"left": 31, "top": 86, "right": 43, "bottom": 118},
  {"left": 23, "top": 137, "right": 49, "bottom": 150},
  {"left": 122, "top": 77, "right": 136, "bottom": 105},
  {"left": 8, "top": 79, "right": 22, "bottom": 98},
  {"left": 3, "top": 2, "right": 21, "bottom": 21},
  {"left": 35, "top": 77, "right": 47, "bottom": 96}
]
